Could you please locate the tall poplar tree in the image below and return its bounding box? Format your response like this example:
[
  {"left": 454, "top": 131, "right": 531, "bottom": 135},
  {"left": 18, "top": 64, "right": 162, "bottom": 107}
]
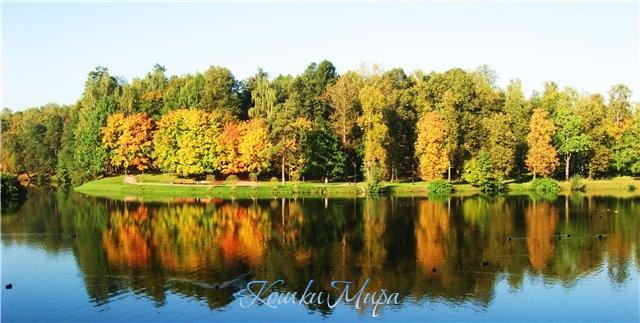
[
  {"left": 415, "top": 111, "right": 449, "bottom": 180},
  {"left": 359, "top": 83, "right": 389, "bottom": 182},
  {"left": 526, "top": 108, "right": 559, "bottom": 178}
]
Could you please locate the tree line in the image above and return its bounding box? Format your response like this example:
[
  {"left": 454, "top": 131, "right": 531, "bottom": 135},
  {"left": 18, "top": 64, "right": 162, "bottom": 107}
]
[{"left": 1, "top": 61, "right": 638, "bottom": 189}]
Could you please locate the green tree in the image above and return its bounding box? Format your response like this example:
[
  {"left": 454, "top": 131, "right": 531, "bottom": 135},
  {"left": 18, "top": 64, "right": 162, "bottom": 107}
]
[
  {"left": 162, "top": 75, "right": 188, "bottom": 113},
  {"left": 576, "top": 94, "right": 612, "bottom": 178},
  {"left": 382, "top": 68, "right": 417, "bottom": 181},
  {"left": 415, "top": 68, "right": 501, "bottom": 179},
  {"left": 302, "top": 120, "right": 346, "bottom": 181},
  {"left": 503, "top": 79, "right": 532, "bottom": 175},
  {"left": 56, "top": 104, "right": 81, "bottom": 189},
  {"left": 608, "top": 84, "right": 632, "bottom": 126},
  {"left": 248, "top": 73, "right": 301, "bottom": 183},
  {"left": 552, "top": 91, "right": 591, "bottom": 180},
  {"left": 288, "top": 60, "right": 337, "bottom": 119},
  {"left": 201, "top": 66, "right": 243, "bottom": 118},
  {"left": 612, "top": 114, "right": 640, "bottom": 175},
  {"left": 178, "top": 73, "right": 205, "bottom": 110},
  {"left": 73, "top": 96, "right": 118, "bottom": 181},
  {"left": 462, "top": 151, "right": 493, "bottom": 186},
  {"left": 58, "top": 66, "right": 121, "bottom": 187}
]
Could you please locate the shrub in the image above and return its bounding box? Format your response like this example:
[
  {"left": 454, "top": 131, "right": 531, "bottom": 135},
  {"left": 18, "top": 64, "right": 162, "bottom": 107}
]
[
  {"left": 365, "top": 179, "right": 383, "bottom": 195},
  {"left": 628, "top": 184, "right": 637, "bottom": 192},
  {"left": 530, "top": 178, "right": 561, "bottom": 196},
  {"left": 462, "top": 152, "right": 507, "bottom": 195},
  {"left": 226, "top": 175, "right": 239, "bottom": 182},
  {"left": 249, "top": 173, "right": 258, "bottom": 182},
  {"left": 570, "top": 175, "right": 586, "bottom": 191},
  {"left": 205, "top": 174, "right": 216, "bottom": 182},
  {"left": 480, "top": 179, "right": 507, "bottom": 195},
  {"left": 270, "top": 176, "right": 279, "bottom": 182},
  {"left": 462, "top": 153, "right": 493, "bottom": 186},
  {"left": 365, "top": 165, "right": 384, "bottom": 195},
  {"left": 1, "top": 173, "right": 27, "bottom": 206},
  {"left": 426, "top": 179, "right": 454, "bottom": 196}
]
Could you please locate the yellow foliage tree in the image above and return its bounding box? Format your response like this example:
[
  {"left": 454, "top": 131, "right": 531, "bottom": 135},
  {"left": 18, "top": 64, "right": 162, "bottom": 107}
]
[
  {"left": 415, "top": 111, "right": 450, "bottom": 180},
  {"left": 526, "top": 108, "right": 559, "bottom": 178},
  {"left": 152, "top": 109, "right": 225, "bottom": 176},
  {"left": 322, "top": 71, "right": 364, "bottom": 148},
  {"left": 359, "top": 84, "right": 389, "bottom": 181},
  {"left": 238, "top": 119, "right": 273, "bottom": 174}
]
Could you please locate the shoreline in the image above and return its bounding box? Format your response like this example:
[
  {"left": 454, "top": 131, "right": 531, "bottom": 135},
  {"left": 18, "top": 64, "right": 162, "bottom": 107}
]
[{"left": 73, "top": 174, "right": 640, "bottom": 201}]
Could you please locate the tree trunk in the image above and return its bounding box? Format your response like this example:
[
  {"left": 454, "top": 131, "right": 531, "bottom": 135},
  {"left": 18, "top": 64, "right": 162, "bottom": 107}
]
[
  {"left": 342, "top": 114, "right": 347, "bottom": 145},
  {"left": 281, "top": 155, "right": 285, "bottom": 184},
  {"left": 565, "top": 154, "right": 571, "bottom": 181},
  {"left": 447, "top": 165, "right": 451, "bottom": 181}
]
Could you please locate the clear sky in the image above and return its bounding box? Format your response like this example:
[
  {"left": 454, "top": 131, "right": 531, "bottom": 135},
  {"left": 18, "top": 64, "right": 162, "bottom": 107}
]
[{"left": 2, "top": 2, "right": 639, "bottom": 110}]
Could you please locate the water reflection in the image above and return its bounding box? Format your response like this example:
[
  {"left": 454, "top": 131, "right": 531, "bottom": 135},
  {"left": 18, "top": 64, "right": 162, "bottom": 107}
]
[{"left": 2, "top": 192, "right": 639, "bottom": 317}]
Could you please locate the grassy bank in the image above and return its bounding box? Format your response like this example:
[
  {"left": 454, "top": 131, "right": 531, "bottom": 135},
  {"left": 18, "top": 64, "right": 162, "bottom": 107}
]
[{"left": 74, "top": 174, "right": 640, "bottom": 201}]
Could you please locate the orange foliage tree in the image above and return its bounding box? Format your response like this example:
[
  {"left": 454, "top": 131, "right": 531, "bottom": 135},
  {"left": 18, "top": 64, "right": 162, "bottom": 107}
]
[
  {"left": 102, "top": 112, "right": 155, "bottom": 172},
  {"left": 526, "top": 108, "right": 559, "bottom": 178},
  {"left": 415, "top": 111, "right": 450, "bottom": 180},
  {"left": 219, "top": 119, "right": 273, "bottom": 175}
]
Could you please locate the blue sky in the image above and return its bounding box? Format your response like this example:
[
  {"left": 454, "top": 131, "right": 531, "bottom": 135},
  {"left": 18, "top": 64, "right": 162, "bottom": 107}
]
[{"left": 2, "top": 2, "right": 638, "bottom": 110}]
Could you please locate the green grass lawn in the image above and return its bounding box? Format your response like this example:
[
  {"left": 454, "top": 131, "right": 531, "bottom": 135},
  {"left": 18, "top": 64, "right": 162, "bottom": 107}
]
[{"left": 74, "top": 174, "right": 640, "bottom": 201}]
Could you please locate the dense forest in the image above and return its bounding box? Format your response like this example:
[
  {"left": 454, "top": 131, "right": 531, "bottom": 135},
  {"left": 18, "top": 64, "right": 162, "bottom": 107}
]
[{"left": 1, "top": 61, "right": 639, "bottom": 189}]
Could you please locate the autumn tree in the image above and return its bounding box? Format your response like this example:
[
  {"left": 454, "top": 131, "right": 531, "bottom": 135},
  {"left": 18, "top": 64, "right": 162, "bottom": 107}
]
[
  {"left": 281, "top": 117, "right": 313, "bottom": 181},
  {"left": 219, "top": 121, "right": 244, "bottom": 175},
  {"left": 152, "top": 109, "right": 226, "bottom": 176},
  {"left": 1, "top": 104, "right": 67, "bottom": 184},
  {"left": 219, "top": 119, "right": 273, "bottom": 175},
  {"left": 526, "top": 108, "right": 559, "bottom": 178},
  {"left": 414, "top": 68, "right": 501, "bottom": 179},
  {"left": 322, "top": 71, "right": 363, "bottom": 147},
  {"left": 359, "top": 82, "right": 389, "bottom": 182},
  {"left": 483, "top": 113, "right": 518, "bottom": 179},
  {"left": 415, "top": 111, "right": 449, "bottom": 180},
  {"left": 102, "top": 113, "right": 155, "bottom": 173},
  {"left": 237, "top": 120, "right": 273, "bottom": 175}
]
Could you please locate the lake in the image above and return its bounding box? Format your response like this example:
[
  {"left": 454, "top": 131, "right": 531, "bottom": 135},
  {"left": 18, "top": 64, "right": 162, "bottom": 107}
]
[{"left": 1, "top": 191, "right": 639, "bottom": 321}]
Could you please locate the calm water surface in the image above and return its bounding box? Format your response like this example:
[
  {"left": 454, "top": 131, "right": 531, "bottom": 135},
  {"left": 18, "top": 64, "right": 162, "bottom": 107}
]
[{"left": 2, "top": 191, "right": 639, "bottom": 321}]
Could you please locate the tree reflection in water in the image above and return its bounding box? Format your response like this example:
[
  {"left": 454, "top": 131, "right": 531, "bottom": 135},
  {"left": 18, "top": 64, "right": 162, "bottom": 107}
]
[{"left": 2, "top": 191, "right": 638, "bottom": 315}]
